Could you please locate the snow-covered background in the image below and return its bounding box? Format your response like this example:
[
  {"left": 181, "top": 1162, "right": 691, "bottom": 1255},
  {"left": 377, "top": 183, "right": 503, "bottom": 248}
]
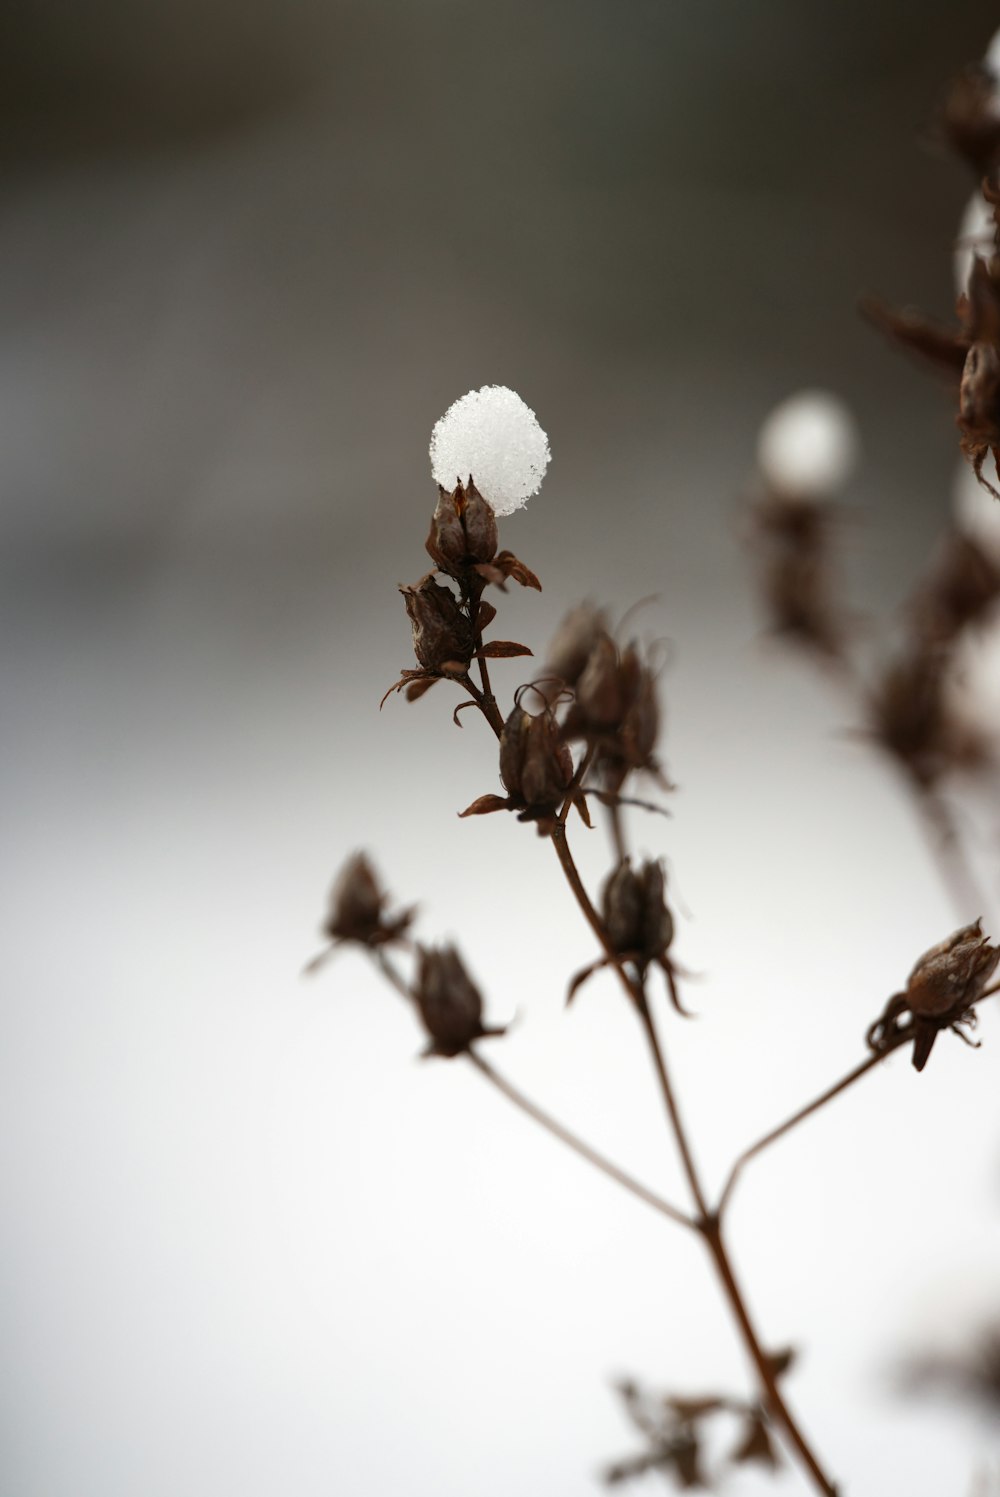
[{"left": 3, "top": 3, "right": 1000, "bottom": 1493}]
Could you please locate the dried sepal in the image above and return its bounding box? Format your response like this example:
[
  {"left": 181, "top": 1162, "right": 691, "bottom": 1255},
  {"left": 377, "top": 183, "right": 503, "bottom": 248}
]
[
  {"left": 860, "top": 296, "right": 969, "bottom": 378},
  {"left": 413, "top": 944, "right": 504, "bottom": 1057},
  {"left": 729, "top": 1410, "right": 779, "bottom": 1471},
  {"left": 867, "top": 919, "right": 1000, "bottom": 1070},
  {"left": 405, "top": 675, "right": 439, "bottom": 703},
  {"left": 474, "top": 549, "right": 543, "bottom": 591},
  {"left": 475, "top": 640, "right": 533, "bottom": 658},
  {"left": 862, "top": 246, "right": 1000, "bottom": 495},
  {"left": 458, "top": 793, "right": 510, "bottom": 817}
]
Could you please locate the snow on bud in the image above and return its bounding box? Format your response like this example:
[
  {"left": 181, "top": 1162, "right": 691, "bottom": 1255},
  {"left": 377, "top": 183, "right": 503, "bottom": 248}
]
[
  {"left": 756, "top": 390, "right": 859, "bottom": 501},
  {"left": 955, "top": 191, "right": 995, "bottom": 301},
  {"left": 429, "top": 385, "right": 550, "bottom": 517}
]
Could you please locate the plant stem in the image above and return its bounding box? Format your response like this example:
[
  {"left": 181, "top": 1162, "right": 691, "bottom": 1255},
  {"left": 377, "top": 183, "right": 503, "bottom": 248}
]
[
  {"left": 700, "top": 1212, "right": 838, "bottom": 1496},
  {"left": 549, "top": 825, "right": 839, "bottom": 1496},
  {"left": 459, "top": 673, "right": 503, "bottom": 738},
  {"left": 717, "top": 1050, "right": 890, "bottom": 1217},
  {"left": 373, "top": 948, "right": 693, "bottom": 1231},
  {"left": 914, "top": 787, "right": 992, "bottom": 923},
  {"left": 466, "top": 1050, "right": 695, "bottom": 1232}
]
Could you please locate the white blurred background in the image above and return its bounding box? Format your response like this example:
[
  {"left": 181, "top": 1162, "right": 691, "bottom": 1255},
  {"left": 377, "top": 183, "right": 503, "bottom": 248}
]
[{"left": 3, "top": 2, "right": 1000, "bottom": 1492}]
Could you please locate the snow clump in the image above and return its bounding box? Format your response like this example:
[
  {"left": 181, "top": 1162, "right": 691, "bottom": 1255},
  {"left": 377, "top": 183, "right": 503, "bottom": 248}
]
[
  {"left": 429, "top": 385, "right": 550, "bottom": 517},
  {"left": 757, "top": 389, "right": 859, "bottom": 500}
]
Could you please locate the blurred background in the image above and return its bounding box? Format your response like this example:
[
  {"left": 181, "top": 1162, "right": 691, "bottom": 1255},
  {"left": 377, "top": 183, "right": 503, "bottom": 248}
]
[{"left": 4, "top": 1, "right": 1000, "bottom": 1492}]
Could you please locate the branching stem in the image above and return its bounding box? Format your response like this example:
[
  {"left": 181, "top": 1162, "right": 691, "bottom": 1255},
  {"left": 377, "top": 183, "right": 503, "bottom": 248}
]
[
  {"left": 549, "top": 822, "right": 839, "bottom": 1496},
  {"left": 372, "top": 949, "right": 693, "bottom": 1231}
]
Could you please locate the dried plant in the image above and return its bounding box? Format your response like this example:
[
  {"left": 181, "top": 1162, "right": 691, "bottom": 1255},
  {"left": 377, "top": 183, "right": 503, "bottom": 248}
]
[{"left": 308, "top": 43, "right": 1000, "bottom": 1497}]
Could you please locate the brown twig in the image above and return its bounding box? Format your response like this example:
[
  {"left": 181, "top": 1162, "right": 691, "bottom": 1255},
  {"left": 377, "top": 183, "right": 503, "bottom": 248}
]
[
  {"left": 548, "top": 822, "right": 839, "bottom": 1496},
  {"left": 466, "top": 1050, "right": 695, "bottom": 1232},
  {"left": 373, "top": 949, "right": 693, "bottom": 1231}
]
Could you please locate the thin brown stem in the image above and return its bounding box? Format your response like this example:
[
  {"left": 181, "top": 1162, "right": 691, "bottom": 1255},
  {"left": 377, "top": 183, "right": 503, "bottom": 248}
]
[
  {"left": 373, "top": 949, "right": 693, "bottom": 1231},
  {"left": 701, "top": 1215, "right": 838, "bottom": 1497},
  {"left": 717, "top": 1049, "right": 890, "bottom": 1217},
  {"left": 634, "top": 992, "right": 709, "bottom": 1218},
  {"left": 719, "top": 978, "right": 1000, "bottom": 1216},
  {"left": 475, "top": 654, "right": 505, "bottom": 737},
  {"left": 459, "top": 674, "right": 503, "bottom": 739},
  {"left": 548, "top": 826, "right": 839, "bottom": 1495},
  {"left": 608, "top": 799, "right": 627, "bottom": 864},
  {"left": 466, "top": 1050, "right": 695, "bottom": 1232}
]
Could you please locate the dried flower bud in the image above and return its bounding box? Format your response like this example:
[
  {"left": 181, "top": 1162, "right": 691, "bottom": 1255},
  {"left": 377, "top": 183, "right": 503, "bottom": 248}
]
[
  {"left": 749, "top": 493, "right": 846, "bottom": 658},
  {"left": 869, "top": 650, "right": 949, "bottom": 788},
  {"left": 545, "top": 604, "right": 611, "bottom": 690},
  {"left": 906, "top": 920, "right": 999, "bottom": 1019},
  {"left": 937, "top": 65, "right": 1000, "bottom": 175},
  {"left": 910, "top": 529, "right": 1000, "bottom": 644},
  {"left": 413, "top": 944, "right": 503, "bottom": 1057},
  {"left": 499, "top": 702, "right": 574, "bottom": 826},
  {"left": 603, "top": 858, "right": 674, "bottom": 971},
  {"left": 867, "top": 920, "right": 1000, "bottom": 1070},
  {"left": 425, "top": 478, "right": 499, "bottom": 577},
  {"left": 561, "top": 631, "right": 664, "bottom": 791},
  {"left": 319, "top": 853, "right": 414, "bottom": 950},
  {"left": 400, "top": 573, "right": 475, "bottom": 673}
]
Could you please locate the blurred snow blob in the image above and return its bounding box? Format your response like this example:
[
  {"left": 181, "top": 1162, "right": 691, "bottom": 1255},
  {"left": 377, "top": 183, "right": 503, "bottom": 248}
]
[
  {"left": 756, "top": 390, "right": 859, "bottom": 500},
  {"left": 954, "top": 457, "right": 1000, "bottom": 563},
  {"left": 955, "top": 191, "right": 994, "bottom": 300},
  {"left": 944, "top": 620, "right": 1000, "bottom": 743},
  {"left": 429, "top": 385, "right": 550, "bottom": 517},
  {"left": 985, "top": 24, "right": 1000, "bottom": 79}
]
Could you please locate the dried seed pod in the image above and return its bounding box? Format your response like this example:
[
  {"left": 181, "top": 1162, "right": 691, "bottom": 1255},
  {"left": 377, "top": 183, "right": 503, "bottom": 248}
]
[
  {"left": 561, "top": 630, "right": 665, "bottom": 790},
  {"left": 400, "top": 573, "right": 476, "bottom": 673},
  {"left": 906, "top": 920, "right": 999, "bottom": 1018},
  {"left": 318, "top": 853, "right": 414, "bottom": 950},
  {"left": 569, "top": 859, "right": 685, "bottom": 1011},
  {"left": 425, "top": 478, "right": 499, "bottom": 577},
  {"left": 867, "top": 919, "right": 1000, "bottom": 1070},
  {"left": 936, "top": 65, "right": 1000, "bottom": 175},
  {"left": 499, "top": 703, "right": 574, "bottom": 823},
  {"left": 413, "top": 944, "right": 502, "bottom": 1057}
]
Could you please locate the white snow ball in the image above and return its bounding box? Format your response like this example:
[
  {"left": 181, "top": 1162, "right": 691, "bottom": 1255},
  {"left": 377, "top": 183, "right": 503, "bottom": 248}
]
[
  {"left": 756, "top": 389, "right": 859, "bottom": 500},
  {"left": 984, "top": 25, "right": 1000, "bottom": 80},
  {"left": 955, "top": 191, "right": 994, "bottom": 300},
  {"left": 429, "top": 385, "right": 550, "bottom": 517},
  {"left": 954, "top": 457, "right": 1000, "bottom": 563}
]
